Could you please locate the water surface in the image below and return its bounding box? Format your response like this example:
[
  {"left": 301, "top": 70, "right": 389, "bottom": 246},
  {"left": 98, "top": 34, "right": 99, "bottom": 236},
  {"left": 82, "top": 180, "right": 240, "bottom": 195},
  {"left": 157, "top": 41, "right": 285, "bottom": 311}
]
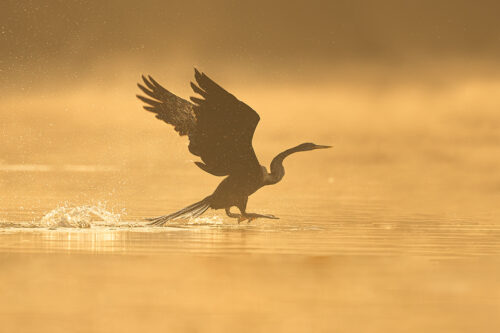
[{"left": 1, "top": 81, "right": 500, "bottom": 332}]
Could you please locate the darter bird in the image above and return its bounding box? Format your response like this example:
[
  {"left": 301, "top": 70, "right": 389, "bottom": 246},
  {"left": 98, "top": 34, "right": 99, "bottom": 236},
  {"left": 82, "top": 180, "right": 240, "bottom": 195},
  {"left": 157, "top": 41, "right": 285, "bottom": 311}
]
[{"left": 137, "top": 69, "right": 330, "bottom": 226}]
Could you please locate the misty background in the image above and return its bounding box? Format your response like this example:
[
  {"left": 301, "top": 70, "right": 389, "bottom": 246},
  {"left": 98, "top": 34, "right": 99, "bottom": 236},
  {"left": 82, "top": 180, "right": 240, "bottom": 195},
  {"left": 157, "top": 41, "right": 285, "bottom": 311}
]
[
  {"left": 2, "top": 0, "right": 500, "bottom": 89},
  {"left": 1, "top": 0, "right": 499, "bottom": 218}
]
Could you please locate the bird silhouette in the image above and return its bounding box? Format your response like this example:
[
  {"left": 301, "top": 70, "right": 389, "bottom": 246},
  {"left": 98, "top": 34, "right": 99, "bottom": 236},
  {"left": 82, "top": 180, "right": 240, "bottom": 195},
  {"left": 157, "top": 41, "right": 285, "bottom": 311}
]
[{"left": 137, "top": 69, "right": 330, "bottom": 225}]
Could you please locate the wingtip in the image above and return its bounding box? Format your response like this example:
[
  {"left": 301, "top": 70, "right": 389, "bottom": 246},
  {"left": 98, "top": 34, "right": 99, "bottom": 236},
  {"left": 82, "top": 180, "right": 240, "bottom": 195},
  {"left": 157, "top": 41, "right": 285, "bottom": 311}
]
[
  {"left": 190, "top": 96, "right": 205, "bottom": 104},
  {"left": 136, "top": 94, "right": 147, "bottom": 104},
  {"left": 136, "top": 94, "right": 149, "bottom": 103},
  {"left": 148, "top": 75, "right": 162, "bottom": 87},
  {"left": 194, "top": 68, "right": 202, "bottom": 79}
]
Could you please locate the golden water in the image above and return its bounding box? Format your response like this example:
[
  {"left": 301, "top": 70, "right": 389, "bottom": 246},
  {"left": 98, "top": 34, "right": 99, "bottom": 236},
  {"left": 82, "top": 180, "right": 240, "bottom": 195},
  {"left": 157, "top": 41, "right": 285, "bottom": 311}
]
[{"left": 1, "top": 79, "right": 500, "bottom": 332}]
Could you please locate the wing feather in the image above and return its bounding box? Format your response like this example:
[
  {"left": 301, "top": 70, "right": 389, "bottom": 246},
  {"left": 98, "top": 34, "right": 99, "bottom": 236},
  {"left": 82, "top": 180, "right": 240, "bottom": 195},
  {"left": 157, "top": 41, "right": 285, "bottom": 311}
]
[
  {"left": 136, "top": 75, "right": 196, "bottom": 136},
  {"left": 190, "top": 82, "right": 207, "bottom": 97},
  {"left": 188, "top": 69, "right": 261, "bottom": 177},
  {"left": 137, "top": 69, "right": 261, "bottom": 177}
]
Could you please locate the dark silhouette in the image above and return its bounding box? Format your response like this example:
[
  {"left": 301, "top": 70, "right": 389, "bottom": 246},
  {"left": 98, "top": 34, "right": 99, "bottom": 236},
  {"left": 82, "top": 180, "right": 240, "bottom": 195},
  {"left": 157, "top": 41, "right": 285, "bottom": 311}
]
[{"left": 137, "top": 69, "right": 330, "bottom": 225}]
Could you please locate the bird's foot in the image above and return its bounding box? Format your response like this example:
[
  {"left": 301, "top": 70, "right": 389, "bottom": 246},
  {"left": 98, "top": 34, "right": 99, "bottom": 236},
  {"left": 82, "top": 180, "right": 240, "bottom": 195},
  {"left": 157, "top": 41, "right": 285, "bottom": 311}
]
[
  {"left": 238, "top": 215, "right": 254, "bottom": 223},
  {"left": 238, "top": 213, "right": 279, "bottom": 223}
]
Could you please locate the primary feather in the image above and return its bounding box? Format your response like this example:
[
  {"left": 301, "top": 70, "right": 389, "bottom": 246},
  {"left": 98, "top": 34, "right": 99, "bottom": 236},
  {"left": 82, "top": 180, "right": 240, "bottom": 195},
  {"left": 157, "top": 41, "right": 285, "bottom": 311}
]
[{"left": 137, "top": 69, "right": 262, "bottom": 178}]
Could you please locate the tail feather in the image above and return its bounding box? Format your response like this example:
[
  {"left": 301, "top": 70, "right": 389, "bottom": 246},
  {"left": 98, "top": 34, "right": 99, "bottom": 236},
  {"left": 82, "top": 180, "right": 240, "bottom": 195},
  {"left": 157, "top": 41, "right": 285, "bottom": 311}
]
[
  {"left": 190, "top": 204, "right": 210, "bottom": 218},
  {"left": 147, "top": 196, "right": 211, "bottom": 226}
]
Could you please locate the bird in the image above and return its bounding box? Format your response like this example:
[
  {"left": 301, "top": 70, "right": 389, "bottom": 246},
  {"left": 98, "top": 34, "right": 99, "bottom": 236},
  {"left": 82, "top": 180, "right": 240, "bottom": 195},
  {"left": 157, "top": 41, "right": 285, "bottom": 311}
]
[{"left": 136, "top": 69, "right": 330, "bottom": 226}]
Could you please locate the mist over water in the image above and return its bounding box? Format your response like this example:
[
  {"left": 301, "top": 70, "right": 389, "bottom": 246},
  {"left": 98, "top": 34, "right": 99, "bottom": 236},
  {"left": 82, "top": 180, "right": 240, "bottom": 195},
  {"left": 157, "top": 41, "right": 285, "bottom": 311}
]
[{"left": 2, "top": 1, "right": 500, "bottom": 332}]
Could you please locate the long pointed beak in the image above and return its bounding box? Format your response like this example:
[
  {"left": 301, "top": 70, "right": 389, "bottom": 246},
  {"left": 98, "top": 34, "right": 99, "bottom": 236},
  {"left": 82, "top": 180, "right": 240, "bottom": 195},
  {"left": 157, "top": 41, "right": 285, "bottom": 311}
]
[{"left": 314, "top": 145, "right": 332, "bottom": 149}]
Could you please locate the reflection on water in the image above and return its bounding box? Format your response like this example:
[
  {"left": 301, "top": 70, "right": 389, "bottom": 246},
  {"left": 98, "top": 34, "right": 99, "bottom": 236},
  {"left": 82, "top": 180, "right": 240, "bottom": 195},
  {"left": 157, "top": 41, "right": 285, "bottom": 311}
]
[{"left": 1, "top": 212, "right": 500, "bottom": 258}]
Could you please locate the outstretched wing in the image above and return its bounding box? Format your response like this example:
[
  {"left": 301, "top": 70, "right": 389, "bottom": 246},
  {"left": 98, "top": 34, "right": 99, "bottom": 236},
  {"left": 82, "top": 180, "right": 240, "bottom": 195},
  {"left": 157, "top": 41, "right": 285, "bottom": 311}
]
[
  {"left": 188, "top": 69, "right": 261, "bottom": 177},
  {"left": 137, "top": 69, "right": 261, "bottom": 178},
  {"left": 137, "top": 75, "right": 196, "bottom": 136}
]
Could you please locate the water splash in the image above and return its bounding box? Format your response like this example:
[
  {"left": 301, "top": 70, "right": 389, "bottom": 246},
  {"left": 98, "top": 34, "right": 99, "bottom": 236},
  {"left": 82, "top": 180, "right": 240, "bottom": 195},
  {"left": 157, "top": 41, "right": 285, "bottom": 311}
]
[
  {"left": 186, "top": 216, "right": 223, "bottom": 225},
  {"left": 39, "top": 202, "right": 123, "bottom": 228},
  {"left": 0, "top": 206, "right": 229, "bottom": 230}
]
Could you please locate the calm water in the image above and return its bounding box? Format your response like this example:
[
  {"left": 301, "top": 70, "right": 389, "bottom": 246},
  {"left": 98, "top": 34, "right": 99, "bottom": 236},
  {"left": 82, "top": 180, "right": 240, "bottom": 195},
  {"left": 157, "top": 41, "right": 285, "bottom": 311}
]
[{"left": 1, "top": 81, "right": 500, "bottom": 332}]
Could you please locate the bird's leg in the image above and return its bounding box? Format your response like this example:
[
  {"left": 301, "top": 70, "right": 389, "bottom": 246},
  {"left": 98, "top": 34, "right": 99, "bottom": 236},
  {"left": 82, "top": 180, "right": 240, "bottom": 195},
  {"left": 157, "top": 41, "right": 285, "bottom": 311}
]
[
  {"left": 225, "top": 207, "right": 241, "bottom": 219},
  {"left": 241, "top": 212, "right": 279, "bottom": 222},
  {"left": 225, "top": 199, "right": 278, "bottom": 223},
  {"left": 235, "top": 198, "right": 278, "bottom": 223}
]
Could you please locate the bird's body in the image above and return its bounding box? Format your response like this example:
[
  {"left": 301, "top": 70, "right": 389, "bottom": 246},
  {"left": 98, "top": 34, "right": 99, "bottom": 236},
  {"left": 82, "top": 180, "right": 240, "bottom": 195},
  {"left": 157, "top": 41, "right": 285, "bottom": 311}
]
[
  {"left": 210, "top": 171, "right": 262, "bottom": 210},
  {"left": 137, "top": 69, "right": 330, "bottom": 225}
]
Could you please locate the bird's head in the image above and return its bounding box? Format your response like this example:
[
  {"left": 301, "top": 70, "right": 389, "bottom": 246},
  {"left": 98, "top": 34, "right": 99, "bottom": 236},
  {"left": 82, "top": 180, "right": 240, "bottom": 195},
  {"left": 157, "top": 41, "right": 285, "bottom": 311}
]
[{"left": 295, "top": 142, "right": 332, "bottom": 152}]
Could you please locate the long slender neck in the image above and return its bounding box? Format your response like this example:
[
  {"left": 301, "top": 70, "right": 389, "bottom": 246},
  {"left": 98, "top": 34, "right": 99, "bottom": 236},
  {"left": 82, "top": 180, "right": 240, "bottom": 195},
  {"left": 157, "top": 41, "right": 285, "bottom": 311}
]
[{"left": 264, "top": 146, "right": 303, "bottom": 185}]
